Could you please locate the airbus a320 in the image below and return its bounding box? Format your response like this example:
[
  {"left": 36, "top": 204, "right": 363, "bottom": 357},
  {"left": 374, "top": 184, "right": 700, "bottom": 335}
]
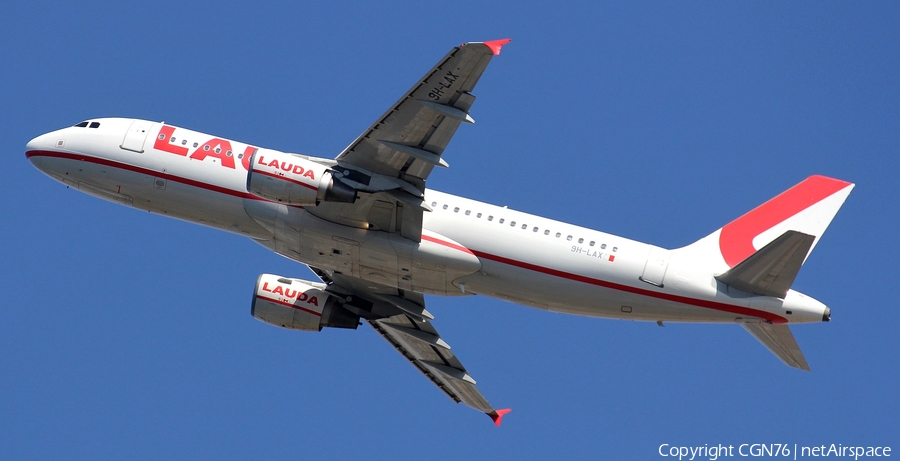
[{"left": 26, "top": 39, "right": 854, "bottom": 425}]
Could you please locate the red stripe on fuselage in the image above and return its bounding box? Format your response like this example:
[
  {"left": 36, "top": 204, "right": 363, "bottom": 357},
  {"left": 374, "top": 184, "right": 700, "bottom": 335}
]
[
  {"left": 422, "top": 230, "right": 783, "bottom": 323},
  {"left": 421, "top": 234, "right": 475, "bottom": 255},
  {"left": 28, "top": 149, "right": 784, "bottom": 323},
  {"left": 468, "top": 249, "right": 786, "bottom": 323},
  {"left": 27, "top": 150, "right": 258, "bottom": 200}
]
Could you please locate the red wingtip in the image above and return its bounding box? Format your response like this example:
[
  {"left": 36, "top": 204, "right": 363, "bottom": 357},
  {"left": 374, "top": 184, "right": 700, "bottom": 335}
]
[
  {"left": 483, "top": 39, "right": 512, "bottom": 56},
  {"left": 489, "top": 408, "right": 512, "bottom": 426}
]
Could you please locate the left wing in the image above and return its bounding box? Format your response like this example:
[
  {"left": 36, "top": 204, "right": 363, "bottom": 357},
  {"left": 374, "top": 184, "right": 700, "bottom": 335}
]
[
  {"left": 311, "top": 267, "right": 511, "bottom": 425},
  {"left": 308, "top": 39, "right": 510, "bottom": 241},
  {"left": 334, "top": 39, "right": 510, "bottom": 183}
]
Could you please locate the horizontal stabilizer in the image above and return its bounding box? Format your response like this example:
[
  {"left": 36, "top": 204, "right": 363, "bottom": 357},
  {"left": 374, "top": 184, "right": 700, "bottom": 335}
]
[
  {"left": 716, "top": 231, "right": 814, "bottom": 298},
  {"left": 742, "top": 323, "right": 810, "bottom": 371}
]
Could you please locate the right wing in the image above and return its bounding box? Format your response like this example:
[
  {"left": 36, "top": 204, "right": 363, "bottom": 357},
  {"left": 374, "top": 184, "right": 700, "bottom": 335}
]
[
  {"left": 311, "top": 268, "right": 511, "bottom": 425},
  {"left": 369, "top": 313, "right": 510, "bottom": 424}
]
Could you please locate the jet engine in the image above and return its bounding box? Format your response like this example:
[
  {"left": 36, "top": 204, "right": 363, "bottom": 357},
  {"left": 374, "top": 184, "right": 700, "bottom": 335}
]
[
  {"left": 247, "top": 150, "right": 356, "bottom": 206},
  {"left": 251, "top": 274, "right": 359, "bottom": 331}
]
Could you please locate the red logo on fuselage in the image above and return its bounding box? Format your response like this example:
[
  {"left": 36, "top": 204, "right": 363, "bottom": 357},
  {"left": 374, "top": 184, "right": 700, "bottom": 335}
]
[
  {"left": 255, "top": 155, "right": 316, "bottom": 180},
  {"left": 261, "top": 282, "right": 320, "bottom": 306},
  {"left": 153, "top": 125, "right": 256, "bottom": 170}
]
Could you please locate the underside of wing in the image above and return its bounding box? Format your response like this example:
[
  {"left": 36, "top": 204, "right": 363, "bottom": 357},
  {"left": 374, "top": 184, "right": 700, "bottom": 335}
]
[
  {"left": 308, "top": 40, "right": 510, "bottom": 242},
  {"left": 310, "top": 267, "right": 510, "bottom": 424},
  {"left": 369, "top": 314, "right": 494, "bottom": 413},
  {"left": 335, "top": 39, "right": 508, "bottom": 182}
]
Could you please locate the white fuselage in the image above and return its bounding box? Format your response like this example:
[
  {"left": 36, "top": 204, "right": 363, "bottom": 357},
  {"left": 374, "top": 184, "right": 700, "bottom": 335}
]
[{"left": 26, "top": 118, "right": 827, "bottom": 325}]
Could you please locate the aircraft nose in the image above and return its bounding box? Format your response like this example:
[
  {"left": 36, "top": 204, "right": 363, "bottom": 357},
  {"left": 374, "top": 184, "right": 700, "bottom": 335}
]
[
  {"left": 26, "top": 130, "right": 62, "bottom": 171},
  {"left": 26, "top": 131, "right": 54, "bottom": 152},
  {"left": 26, "top": 134, "right": 48, "bottom": 169}
]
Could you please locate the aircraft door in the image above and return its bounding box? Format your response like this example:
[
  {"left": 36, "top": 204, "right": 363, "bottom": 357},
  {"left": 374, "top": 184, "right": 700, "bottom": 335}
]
[
  {"left": 640, "top": 246, "right": 670, "bottom": 287},
  {"left": 120, "top": 119, "right": 154, "bottom": 153}
]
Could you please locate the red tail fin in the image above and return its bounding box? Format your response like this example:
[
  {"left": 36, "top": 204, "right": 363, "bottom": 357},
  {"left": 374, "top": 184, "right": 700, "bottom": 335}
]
[{"left": 674, "top": 175, "right": 854, "bottom": 273}]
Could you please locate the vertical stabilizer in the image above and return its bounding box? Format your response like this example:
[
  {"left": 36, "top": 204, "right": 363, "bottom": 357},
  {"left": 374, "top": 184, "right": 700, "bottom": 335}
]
[{"left": 674, "top": 176, "right": 854, "bottom": 274}]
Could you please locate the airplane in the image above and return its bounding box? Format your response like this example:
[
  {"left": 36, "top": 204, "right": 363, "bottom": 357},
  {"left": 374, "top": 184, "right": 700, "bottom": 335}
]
[{"left": 25, "top": 39, "right": 854, "bottom": 426}]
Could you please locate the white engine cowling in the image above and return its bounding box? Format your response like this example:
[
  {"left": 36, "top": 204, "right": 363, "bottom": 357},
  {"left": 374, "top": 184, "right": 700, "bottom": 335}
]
[
  {"left": 251, "top": 274, "right": 359, "bottom": 331},
  {"left": 247, "top": 150, "right": 356, "bottom": 206}
]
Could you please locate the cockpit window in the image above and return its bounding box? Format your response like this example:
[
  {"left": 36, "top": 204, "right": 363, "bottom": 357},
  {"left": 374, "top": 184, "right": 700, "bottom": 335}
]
[
  {"left": 89, "top": 122, "right": 100, "bottom": 128},
  {"left": 74, "top": 121, "right": 89, "bottom": 127}
]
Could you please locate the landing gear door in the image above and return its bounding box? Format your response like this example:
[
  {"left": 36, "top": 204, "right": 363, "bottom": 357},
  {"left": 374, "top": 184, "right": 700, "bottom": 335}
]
[
  {"left": 120, "top": 119, "right": 154, "bottom": 153},
  {"left": 640, "top": 246, "right": 670, "bottom": 287}
]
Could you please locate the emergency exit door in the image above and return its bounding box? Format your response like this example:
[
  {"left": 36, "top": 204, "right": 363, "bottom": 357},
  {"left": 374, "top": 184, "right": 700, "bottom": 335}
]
[{"left": 120, "top": 120, "right": 154, "bottom": 153}]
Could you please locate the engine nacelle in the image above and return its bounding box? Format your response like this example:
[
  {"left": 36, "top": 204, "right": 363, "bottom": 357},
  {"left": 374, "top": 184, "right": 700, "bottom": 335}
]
[
  {"left": 247, "top": 150, "right": 356, "bottom": 206},
  {"left": 251, "top": 274, "right": 359, "bottom": 331}
]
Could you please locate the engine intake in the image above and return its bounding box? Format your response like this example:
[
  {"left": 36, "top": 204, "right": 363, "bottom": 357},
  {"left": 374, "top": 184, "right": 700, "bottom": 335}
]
[
  {"left": 247, "top": 150, "right": 356, "bottom": 206},
  {"left": 251, "top": 274, "right": 359, "bottom": 331}
]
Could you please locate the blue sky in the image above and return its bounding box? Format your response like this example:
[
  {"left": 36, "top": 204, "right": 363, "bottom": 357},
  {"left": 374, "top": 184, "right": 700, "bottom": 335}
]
[{"left": 3, "top": 1, "right": 898, "bottom": 459}]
